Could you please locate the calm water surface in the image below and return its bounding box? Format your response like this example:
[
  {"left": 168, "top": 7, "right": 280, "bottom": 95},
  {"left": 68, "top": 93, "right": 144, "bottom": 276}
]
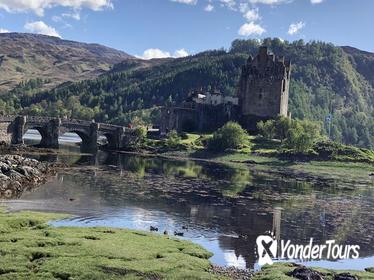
[{"left": 1, "top": 131, "right": 374, "bottom": 270}]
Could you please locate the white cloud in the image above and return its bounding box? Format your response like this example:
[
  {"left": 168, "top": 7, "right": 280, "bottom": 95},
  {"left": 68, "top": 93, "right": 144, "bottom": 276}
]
[
  {"left": 52, "top": 15, "right": 62, "bottom": 22},
  {"left": 24, "top": 21, "right": 61, "bottom": 38},
  {"left": 249, "top": 0, "right": 291, "bottom": 4},
  {"left": 220, "top": 0, "right": 236, "bottom": 10},
  {"left": 171, "top": 0, "right": 197, "bottom": 5},
  {"left": 288, "top": 21, "right": 305, "bottom": 35},
  {"left": 0, "top": 27, "right": 9, "bottom": 33},
  {"left": 137, "top": 48, "right": 189, "bottom": 60},
  {"left": 243, "top": 8, "right": 260, "bottom": 21},
  {"left": 139, "top": 49, "right": 171, "bottom": 60},
  {"left": 62, "top": 10, "right": 80, "bottom": 20},
  {"left": 204, "top": 4, "right": 214, "bottom": 12},
  {"left": 238, "top": 21, "right": 265, "bottom": 36},
  {"left": 311, "top": 0, "right": 324, "bottom": 3},
  {"left": 174, "top": 48, "right": 189, "bottom": 58},
  {"left": 0, "top": 0, "right": 113, "bottom": 16}
]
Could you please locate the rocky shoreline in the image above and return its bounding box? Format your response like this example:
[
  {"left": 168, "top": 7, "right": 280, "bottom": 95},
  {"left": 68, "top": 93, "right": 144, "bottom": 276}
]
[{"left": 0, "top": 155, "right": 56, "bottom": 199}]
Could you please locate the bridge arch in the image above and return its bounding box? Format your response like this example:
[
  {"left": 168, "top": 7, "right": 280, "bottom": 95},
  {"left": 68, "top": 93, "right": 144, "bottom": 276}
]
[
  {"left": 3, "top": 116, "right": 126, "bottom": 153},
  {"left": 59, "top": 126, "right": 96, "bottom": 153},
  {"left": 98, "top": 132, "right": 120, "bottom": 150},
  {"left": 22, "top": 127, "right": 47, "bottom": 147}
]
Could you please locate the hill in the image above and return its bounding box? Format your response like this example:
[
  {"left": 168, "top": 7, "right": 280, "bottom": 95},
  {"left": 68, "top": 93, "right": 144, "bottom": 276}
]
[
  {"left": 0, "top": 33, "right": 133, "bottom": 93},
  {"left": 1, "top": 38, "right": 373, "bottom": 149}
]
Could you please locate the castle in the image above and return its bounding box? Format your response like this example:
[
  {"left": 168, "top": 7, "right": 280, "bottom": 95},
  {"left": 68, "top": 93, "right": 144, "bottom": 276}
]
[
  {"left": 160, "top": 46, "right": 291, "bottom": 134},
  {"left": 237, "top": 46, "right": 291, "bottom": 131}
]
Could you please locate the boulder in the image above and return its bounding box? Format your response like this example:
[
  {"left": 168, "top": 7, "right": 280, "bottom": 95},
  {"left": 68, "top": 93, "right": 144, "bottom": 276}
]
[
  {"left": 334, "top": 273, "right": 358, "bottom": 280},
  {"left": 287, "top": 266, "right": 325, "bottom": 280}
]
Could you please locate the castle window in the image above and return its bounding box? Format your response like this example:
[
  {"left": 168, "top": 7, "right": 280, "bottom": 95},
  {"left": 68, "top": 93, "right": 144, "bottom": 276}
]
[
  {"left": 259, "top": 94, "right": 263, "bottom": 100},
  {"left": 282, "top": 80, "right": 286, "bottom": 92}
]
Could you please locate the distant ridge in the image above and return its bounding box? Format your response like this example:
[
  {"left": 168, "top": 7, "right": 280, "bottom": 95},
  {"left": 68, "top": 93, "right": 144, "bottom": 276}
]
[{"left": 0, "top": 33, "right": 134, "bottom": 93}]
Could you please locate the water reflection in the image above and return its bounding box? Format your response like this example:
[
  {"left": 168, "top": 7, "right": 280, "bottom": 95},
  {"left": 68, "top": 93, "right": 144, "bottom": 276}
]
[{"left": 2, "top": 141, "right": 374, "bottom": 270}]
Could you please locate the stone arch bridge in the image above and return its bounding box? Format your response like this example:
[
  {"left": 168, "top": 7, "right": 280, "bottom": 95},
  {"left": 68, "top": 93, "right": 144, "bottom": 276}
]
[{"left": 0, "top": 116, "right": 130, "bottom": 152}]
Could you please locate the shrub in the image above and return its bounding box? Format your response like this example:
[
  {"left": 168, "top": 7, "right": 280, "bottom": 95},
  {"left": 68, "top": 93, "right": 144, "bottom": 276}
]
[
  {"left": 207, "top": 122, "right": 248, "bottom": 151},
  {"left": 257, "top": 120, "right": 276, "bottom": 140},
  {"left": 313, "top": 141, "right": 374, "bottom": 163},
  {"left": 284, "top": 119, "right": 322, "bottom": 153},
  {"left": 122, "top": 126, "right": 147, "bottom": 150},
  {"left": 257, "top": 116, "right": 292, "bottom": 142},
  {"left": 258, "top": 116, "right": 322, "bottom": 153},
  {"left": 165, "top": 130, "right": 181, "bottom": 148},
  {"left": 275, "top": 116, "right": 293, "bottom": 142}
]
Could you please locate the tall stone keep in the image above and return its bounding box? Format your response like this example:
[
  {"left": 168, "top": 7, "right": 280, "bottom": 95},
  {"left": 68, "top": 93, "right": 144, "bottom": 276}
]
[{"left": 237, "top": 46, "right": 291, "bottom": 131}]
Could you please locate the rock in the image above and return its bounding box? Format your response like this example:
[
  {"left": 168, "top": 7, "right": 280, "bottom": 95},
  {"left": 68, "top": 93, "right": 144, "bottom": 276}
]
[
  {"left": 209, "top": 265, "right": 253, "bottom": 280},
  {"left": 244, "top": 160, "right": 257, "bottom": 164},
  {"left": 287, "top": 266, "right": 324, "bottom": 280},
  {"left": 9, "top": 170, "right": 23, "bottom": 180},
  {"left": 334, "top": 273, "right": 358, "bottom": 280},
  {"left": 0, "top": 155, "right": 55, "bottom": 199}
]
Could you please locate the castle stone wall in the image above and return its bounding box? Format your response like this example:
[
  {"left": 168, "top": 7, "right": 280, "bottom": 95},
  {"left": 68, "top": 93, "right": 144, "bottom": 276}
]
[{"left": 237, "top": 46, "right": 291, "bottom": 130}]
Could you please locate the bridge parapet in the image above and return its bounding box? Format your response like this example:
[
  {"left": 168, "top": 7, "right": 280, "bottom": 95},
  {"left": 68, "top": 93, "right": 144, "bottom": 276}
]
[
  {"left": 61, "top": 118, "right": 92, "bottom": 127},
  {"left": 98, "top": 123, "right": 125, "bottom": 132},
  {"left": 0, "top": 115, "right": 18, "bottom": 123}
]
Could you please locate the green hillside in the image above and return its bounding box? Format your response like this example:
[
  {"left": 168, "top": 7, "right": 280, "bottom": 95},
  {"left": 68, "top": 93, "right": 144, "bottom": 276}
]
[{"left": 1, "top": 38, "right": 373, "bottom": 148}]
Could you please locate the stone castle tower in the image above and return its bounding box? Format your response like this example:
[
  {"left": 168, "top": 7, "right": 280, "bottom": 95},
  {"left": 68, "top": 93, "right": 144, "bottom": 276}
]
[{"left": 237, "top": 46, "right": 291, "bottom": 131}]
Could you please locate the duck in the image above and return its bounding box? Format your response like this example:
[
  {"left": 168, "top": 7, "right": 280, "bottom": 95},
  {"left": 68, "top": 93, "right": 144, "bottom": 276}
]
[
  {"left": 174, "top": 231, "right": 184, "bottom": 237},
  {"left": 150, "top": 226, "right": 158, "bottom": 232}
]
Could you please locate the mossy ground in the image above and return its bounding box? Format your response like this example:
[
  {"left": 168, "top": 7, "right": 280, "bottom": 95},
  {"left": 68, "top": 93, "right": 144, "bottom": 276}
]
[
  {"left": 253, "top": 263, "right": 374, "bottom": 280},
  {"left": 0, "top": 210, "right": 224, "bottom": 280}
]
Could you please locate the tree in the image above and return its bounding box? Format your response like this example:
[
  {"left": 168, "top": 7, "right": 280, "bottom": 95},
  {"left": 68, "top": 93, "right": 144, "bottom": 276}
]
[
  {"left": 284, "top": 119, "right": 322, "bottom": 153},
  {"left": 207, "top": 122, "right": 248, "bottom": 151}
]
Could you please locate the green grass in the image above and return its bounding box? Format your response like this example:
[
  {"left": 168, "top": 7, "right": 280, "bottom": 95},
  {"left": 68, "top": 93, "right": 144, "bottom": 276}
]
[
  {"left": 179, "top": 133, "right": 202, "bottom": 146},
  {"left": 0, "top": 210, "right": 224, "bottom": 280},
  {"left": 253, "top": 263, "right": 374, "bottom": 280}
]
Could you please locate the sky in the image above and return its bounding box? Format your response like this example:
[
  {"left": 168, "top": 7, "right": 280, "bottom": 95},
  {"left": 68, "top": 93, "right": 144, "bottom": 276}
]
[{"left": 0, "top": 0, "right": 374, "bottom": 58}]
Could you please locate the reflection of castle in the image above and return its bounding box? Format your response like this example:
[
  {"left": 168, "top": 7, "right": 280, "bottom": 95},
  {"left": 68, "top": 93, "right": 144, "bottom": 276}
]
[{"left": 161, "top": 46, "right": 291, "bottom": 133}]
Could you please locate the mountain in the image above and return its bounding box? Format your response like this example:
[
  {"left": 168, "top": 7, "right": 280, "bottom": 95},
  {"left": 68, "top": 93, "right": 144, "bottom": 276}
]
[
  {"left": 0, "top": 33, "right": 133, "bottom": 93},
  {"left": 341, "top": 46, "right": 374, "bottom": 88},
  {"left": 1, "top": 38, "right": 373, "bottom": 149}
]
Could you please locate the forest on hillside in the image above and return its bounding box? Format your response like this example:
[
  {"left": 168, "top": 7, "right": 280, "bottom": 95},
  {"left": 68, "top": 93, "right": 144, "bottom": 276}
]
[{"left": 1, "top": 38, "right": 373, "bottom": 149}]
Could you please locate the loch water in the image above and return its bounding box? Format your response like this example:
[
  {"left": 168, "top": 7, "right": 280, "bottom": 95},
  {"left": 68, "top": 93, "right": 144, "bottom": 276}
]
[{"left": 1, "top": 130, "right": 374, "bottom": 270}]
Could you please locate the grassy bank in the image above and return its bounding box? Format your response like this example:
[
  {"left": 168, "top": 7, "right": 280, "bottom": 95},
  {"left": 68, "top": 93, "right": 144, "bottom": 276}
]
[
  {"left": 1, "top": 210, "right": 374, "bottom": 279},
  {"left": 143, "top": 133, "right": 374, "bottom": 183},
  {"left": 0, "top": 210, "right": 220, "bottom": 279},
  {"left": 253, "top": 263, "right": 374, "bottom": 280}
]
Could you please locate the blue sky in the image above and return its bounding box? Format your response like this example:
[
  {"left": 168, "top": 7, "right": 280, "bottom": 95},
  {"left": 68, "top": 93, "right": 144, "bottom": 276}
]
[{"left": 0, "top": 0, "right": 373, "bottom": 58}]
